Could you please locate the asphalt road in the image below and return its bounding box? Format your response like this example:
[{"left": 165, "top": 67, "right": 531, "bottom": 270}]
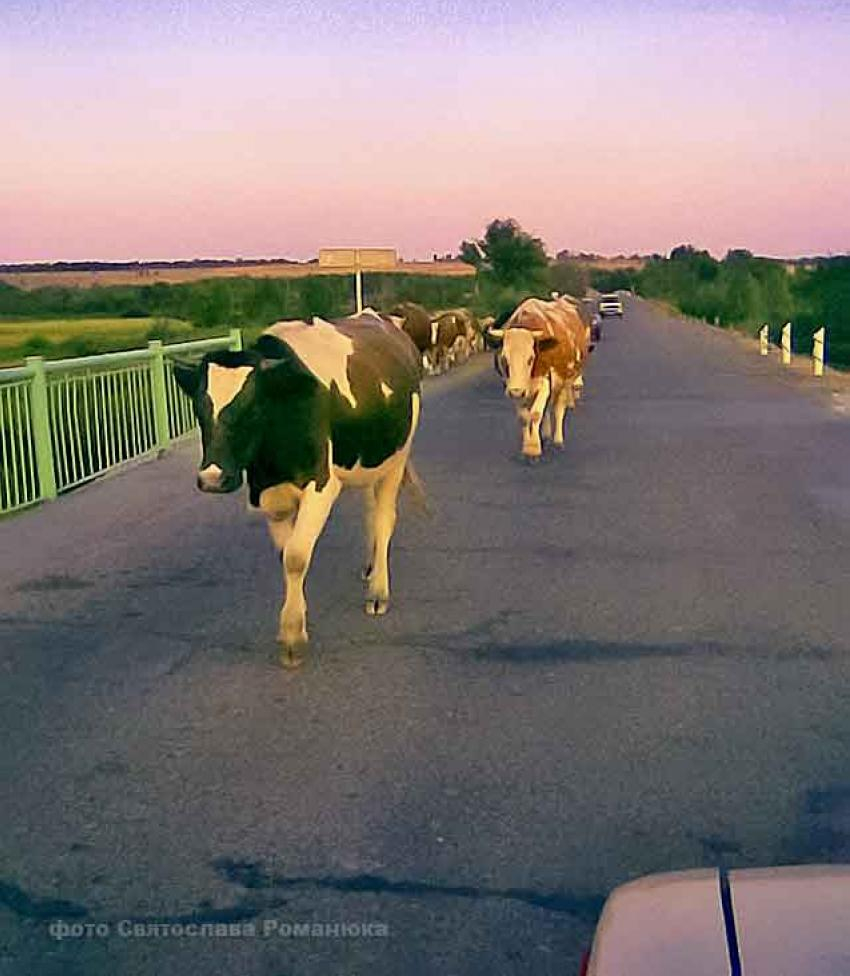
[{"left": 2, "top": 298, "right": 850, "bottom": 975}]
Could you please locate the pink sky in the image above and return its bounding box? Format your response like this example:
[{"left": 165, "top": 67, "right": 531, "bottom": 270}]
[{"left": 2, "top": 0, "right": 849, "bottom": 262}]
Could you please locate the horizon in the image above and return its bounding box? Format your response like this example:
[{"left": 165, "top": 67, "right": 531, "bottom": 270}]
[
  {"left": 2, "top": 246, "right": 849, "bottom": 269},
  {"left": 4, "top": 0, "right": 849, "bottom": 264},
  {"left": 2, "top": 244, "right": 848, "bottom": 269}
]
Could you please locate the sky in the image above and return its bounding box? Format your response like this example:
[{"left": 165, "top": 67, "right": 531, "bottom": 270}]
[{"left": 2, "top": 0, "right": 849, "bottom": 262}]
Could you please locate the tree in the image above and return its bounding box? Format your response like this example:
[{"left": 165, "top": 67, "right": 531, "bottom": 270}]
[
  {"left": 482, "top": 218, "right": 548, "bottom": 287},
  {"left": 459, "top": 239, "right": 486, "bottom": 269},
  {"left": 460, "top": 218, "right": 548, "bottom": 288}
]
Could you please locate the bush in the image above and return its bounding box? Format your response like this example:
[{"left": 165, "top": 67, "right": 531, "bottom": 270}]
[
  {"left": 57, "top": 336, "right": 101, "bottom": 358},
  {"left": 548, "top": 261, "right": 588, "bottom": 297},
  {"left": 590, "top": 269, "right": 635, "bottom": 293},
  {"left": 145, "top": 318, "right": 193, "bottom": 342},
  {"left": 20, "top": 335, "right": 52, "bottom": 357}
]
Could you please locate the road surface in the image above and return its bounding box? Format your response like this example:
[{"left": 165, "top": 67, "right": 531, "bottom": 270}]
[{"left": 2, "top": 298, "right": 850, "bottom": 975}]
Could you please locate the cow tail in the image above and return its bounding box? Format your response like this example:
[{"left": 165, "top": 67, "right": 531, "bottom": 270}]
[{"left": 402, "top": 458, "right": 431, "bottom": 517}]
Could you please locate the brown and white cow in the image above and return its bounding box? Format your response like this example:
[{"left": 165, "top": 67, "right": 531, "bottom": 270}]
[
  {"left": 174, "top": 312, "right": 423, "bottom": 667},
  {"left": 429, "top": 311, "right": 468, "bottom": 373},
  {"left": 487, "top": 296, "right": 589, "bottom": 458}
]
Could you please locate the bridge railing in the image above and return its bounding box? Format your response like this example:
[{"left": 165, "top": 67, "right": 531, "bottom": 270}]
[{"left": 0, "top": 328, "right": 241, "bottom": 515}]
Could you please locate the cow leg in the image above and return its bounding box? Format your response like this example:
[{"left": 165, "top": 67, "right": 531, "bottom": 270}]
[
  {"left": 552, "top": 379, "right": 574, "bottom": 447},
  {"left": 540, "top": 404, "right": 554, "bottom": 442},
  {"left": 521, "top": 380, "right": 551, "bottom": 458},
  {"left": 365, "top": 457, "right": 406, "bottom": 616},
  {"left": 573, "top": 374, "right": 585, "bottom": 401},
  {"left": 362, "top": 484, "right": 377, "bottom": 582},
  {"left": 267, "top": 512, "right": 295, "bottom": 563},
  {"left": 278, "top": 479, "right": 341, "bottom": 665}
]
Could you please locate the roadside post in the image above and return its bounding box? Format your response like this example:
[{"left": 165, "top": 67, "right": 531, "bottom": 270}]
[
  {"left": 812, "top": 327, "right": 825, "bottom": 377},
  {"left": 781, "top": 322, "right": 792, "bottom": 366},
  {"left": 228, "top": 328, "right": 243, "bottom": 352},
  {"left": 759, "top": 324, "right": 769, "bottom": 356}
]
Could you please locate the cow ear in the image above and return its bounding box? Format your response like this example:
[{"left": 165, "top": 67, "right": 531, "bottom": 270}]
[{"left": 172, "top": 359, "right": 202, "bottom": 397}]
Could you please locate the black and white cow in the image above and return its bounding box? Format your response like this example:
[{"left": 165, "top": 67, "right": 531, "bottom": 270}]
[{"left": 174, "top": 312, "right": 423, "bottom": 667}]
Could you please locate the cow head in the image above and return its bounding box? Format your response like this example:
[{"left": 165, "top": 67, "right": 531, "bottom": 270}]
[
  {"left": 173, "top": 350, "right": 262, "bottom": 493},
  {"left": 486, "top": 327, "right": 555, "bottom": 399},
  {"left": 173, "top": 337, "right": 313, "bottom": 494}
]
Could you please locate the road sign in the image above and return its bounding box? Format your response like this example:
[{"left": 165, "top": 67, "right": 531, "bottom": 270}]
[{"left": 318, "top": 249, "right": 398, "bottom": 312}]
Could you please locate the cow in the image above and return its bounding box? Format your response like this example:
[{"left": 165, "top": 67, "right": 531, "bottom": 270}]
[
  {"left": 487, "top": 296, "right": 589, "bottom": 459},
  {"left": 173, "top": 312, "right": 423, "bottom": 667},
  {"left": 391, "top": 302, "right": 432, "bottom": 360},
  {"left": 443, "top": 308, "right": 483, "bottom": 357},
  {"left": 430, "top": 311, "right": 468, "bottom": 373}
]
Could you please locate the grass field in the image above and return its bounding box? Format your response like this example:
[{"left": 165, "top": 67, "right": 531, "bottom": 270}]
[{"left": 0, "top": 317, "right": 198, "bottom": 366}]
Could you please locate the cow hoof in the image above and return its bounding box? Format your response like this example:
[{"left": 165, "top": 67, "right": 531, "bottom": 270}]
[
  {"left": 522, "top": 453, "right": 543, "bottom": 465},
  {"left": 279, "top": 646, "right": 304, "bottom": 669},
  {"left": 278, "top": 625, "right": 308, "bottom": 667},
  {"left": 365, "top": 598, "right": 389, "bottom": 616}
]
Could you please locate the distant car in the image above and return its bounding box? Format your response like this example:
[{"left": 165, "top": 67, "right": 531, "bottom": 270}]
[
  {"left": 581, "top": 865, "right": 850, "bottom": 976},
  {"left": 598, "top": 293, "right": 624, "bottom": 317}
]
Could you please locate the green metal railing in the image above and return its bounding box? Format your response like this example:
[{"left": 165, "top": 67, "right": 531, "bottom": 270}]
[{"left": 0, "top": 329, "right": 241, "bottom": 515}]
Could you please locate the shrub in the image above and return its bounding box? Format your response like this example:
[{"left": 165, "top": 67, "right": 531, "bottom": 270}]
[{"left": 20, "top": 335, "right": 52, "bottom": 357}]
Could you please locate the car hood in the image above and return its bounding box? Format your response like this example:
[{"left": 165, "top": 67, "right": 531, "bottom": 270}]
[{"left": 588, "top": 865, "right": 850, "bottom": 976}]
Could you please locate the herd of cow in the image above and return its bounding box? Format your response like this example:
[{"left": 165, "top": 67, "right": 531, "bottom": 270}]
[
  {"left": 174, "top": 292, "right": 599, "bottom": 666},
  {"left": 387, "top": 302, "right": 488, "bottom": 375}
]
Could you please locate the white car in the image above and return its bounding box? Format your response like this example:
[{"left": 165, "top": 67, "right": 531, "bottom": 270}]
[
  {"left": 582, "top": 865, "right": 850, "bottom": 975},
  {"left": 598, "top": 293, "right": 624, "bottom": 317}
]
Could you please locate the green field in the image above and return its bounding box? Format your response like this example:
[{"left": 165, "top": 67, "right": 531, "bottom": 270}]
[{"left": 0, "top": 317, "right": 204, "bottom": 366}]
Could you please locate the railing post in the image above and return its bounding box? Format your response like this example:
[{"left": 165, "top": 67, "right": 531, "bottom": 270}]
[
  {"left": 759, "top": 324, "right": 769, "bottom": 356},
  {"left": 25, "top": 356, "right": 58, "bottom": 500},
  {"left": 812, "top": 327, "right": 825, "bottom": 377},
  {"left": 228, "top": 327, "right": 243, "bottom": 352},
  {"left": 148, "top": 340, "right": 170, "bottom": 452},
  {"left": 781, "top": 322, "right": 792, "bottom": 365}
]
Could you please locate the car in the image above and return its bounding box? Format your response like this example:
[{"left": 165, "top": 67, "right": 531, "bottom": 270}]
[
  {"left": 580, "top": 864, "right": 850, "bottom": 975},
  {"left": 598, "top": 293, "right": 624, "bottom": 317}
]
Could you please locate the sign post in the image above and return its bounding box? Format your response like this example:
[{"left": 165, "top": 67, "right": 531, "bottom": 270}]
[
  {"left": 781, "top": 322, "right": 792, "bottom": 366},
  {"left": 355, "top": 259, "right": 363, "bottom": 314},
  {"left": 318, "top": 248, "right": 398, "bottom": 315}
]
